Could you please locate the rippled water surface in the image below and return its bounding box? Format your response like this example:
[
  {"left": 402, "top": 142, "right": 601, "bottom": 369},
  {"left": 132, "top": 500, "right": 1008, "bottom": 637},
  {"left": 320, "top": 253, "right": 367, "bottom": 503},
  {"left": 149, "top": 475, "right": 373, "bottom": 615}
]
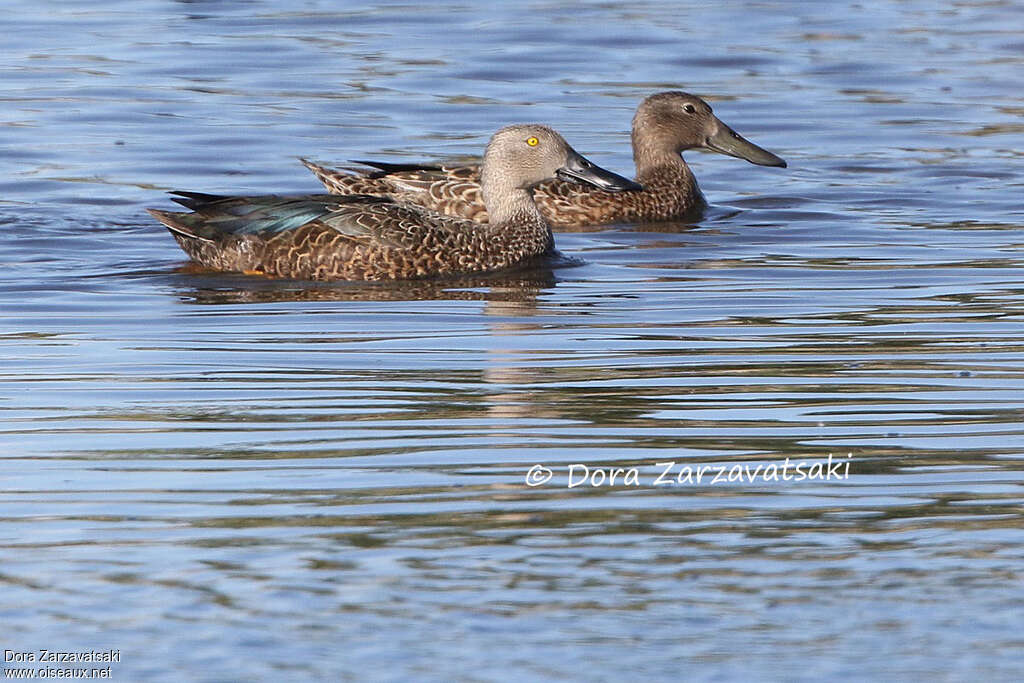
[{"left": 2, "top": 0, "right": 1024, "bottom": 680}]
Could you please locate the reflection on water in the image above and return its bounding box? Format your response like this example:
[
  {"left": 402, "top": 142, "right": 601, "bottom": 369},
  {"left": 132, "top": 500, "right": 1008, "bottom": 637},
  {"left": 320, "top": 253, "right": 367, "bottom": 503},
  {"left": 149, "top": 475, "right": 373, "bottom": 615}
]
[
  {"left": 2, "top": 0, "right": 1024, "bottom": 679},
  {"left": 172, "top": 262, "right": 559, "bottom": 305}
]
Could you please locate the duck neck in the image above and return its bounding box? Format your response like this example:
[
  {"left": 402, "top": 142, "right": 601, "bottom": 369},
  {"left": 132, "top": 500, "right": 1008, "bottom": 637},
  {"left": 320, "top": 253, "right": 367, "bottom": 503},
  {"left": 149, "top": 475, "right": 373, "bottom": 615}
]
[
  {"left": 480, "top": 170, "right": 547, "bottom": 229},
  {"left": 632, "top": 131, "right": 694, "bottom": 186}
]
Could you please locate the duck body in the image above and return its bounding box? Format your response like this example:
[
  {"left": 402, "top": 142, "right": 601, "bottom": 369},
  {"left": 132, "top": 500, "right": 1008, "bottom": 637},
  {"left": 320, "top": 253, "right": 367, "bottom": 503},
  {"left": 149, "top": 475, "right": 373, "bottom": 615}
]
[
  {"left": 152, "top": 192, "right": 555, "bottom": 281},
  {"left": 148, "top": 124, "right": 640, "bottom": 281},
  {"left": 303, "top": 91, "right": 786, "bottom": 228},
  {"left": 307, "top": 157, "right": 703, "bottom": 227}
]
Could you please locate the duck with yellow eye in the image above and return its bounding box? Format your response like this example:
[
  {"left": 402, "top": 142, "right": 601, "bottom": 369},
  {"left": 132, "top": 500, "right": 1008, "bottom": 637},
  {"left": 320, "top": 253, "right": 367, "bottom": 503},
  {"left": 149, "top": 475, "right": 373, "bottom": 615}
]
[{"left": 147, "top": 124, "right": 641, "bottom": 282}]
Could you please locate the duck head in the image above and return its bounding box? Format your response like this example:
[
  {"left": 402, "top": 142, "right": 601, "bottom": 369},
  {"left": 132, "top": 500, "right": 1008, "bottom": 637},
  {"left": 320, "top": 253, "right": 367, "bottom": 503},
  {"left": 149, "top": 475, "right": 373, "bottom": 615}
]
[
  {"left": 482, "top": 124, "right": 643, "bottom": 193},
  {"left": 633, "top": 91, "right": 787, "bottom": 168}
]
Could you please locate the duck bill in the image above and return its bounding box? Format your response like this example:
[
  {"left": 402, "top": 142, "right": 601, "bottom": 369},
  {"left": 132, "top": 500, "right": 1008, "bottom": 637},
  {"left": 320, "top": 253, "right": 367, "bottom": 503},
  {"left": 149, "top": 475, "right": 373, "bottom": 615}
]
[
  {"left": 556, "top": 149, "right": 643, "bottom": 192},
  {"left": 703, "top": 118, "right": 787, "bottom": 168}
]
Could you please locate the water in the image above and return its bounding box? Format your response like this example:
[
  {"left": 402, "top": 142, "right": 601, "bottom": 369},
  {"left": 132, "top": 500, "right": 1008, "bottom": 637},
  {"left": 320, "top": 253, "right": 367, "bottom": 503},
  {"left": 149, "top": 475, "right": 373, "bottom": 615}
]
[{"left": 2, "top": 0, "right": 1024, "bottom": 680}]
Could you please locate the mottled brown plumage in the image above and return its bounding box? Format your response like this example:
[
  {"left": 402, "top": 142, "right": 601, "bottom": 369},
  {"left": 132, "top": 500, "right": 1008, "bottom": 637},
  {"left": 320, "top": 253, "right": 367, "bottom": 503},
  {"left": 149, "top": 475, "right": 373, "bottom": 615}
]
[
  {"left": 148, "top": 125, "right": 640, "bottom": 282},
  {"left": 303, "top": 91, "right": 786, "bottom": 227}
]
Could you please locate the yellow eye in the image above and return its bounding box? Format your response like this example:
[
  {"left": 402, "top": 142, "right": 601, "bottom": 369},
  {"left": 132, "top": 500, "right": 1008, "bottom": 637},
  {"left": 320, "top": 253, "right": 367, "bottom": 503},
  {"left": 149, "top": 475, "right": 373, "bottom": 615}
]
[{"left": 526, "top": 136, "right": 539, "bottom": 147}]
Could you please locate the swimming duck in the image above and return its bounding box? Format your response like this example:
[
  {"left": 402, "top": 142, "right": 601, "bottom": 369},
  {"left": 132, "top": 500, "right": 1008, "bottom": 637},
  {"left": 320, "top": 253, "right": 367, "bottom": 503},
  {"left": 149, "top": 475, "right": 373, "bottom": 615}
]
[
  {"left": 302, "top": 91, "right": 786, "bottom": 227},
  {"left": 147, "top": 124, "right": 640, "bottom": 281}
]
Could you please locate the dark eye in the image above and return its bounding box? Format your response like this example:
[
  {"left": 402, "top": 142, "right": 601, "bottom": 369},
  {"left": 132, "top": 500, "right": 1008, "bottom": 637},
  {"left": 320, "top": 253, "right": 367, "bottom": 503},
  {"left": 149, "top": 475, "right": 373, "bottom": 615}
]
[{"left": 683, "top": 104, "right": 696, "bottom": 114}]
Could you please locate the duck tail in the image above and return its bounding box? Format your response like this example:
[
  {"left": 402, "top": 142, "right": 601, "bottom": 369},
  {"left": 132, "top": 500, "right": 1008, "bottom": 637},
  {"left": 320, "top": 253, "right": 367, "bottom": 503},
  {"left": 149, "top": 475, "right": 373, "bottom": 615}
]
[
  {"left": 146, "top": 208, "right": 215, "bottom": 243},
  {"left": 299, "top": 157, "right": 346, "bottom": 184}
]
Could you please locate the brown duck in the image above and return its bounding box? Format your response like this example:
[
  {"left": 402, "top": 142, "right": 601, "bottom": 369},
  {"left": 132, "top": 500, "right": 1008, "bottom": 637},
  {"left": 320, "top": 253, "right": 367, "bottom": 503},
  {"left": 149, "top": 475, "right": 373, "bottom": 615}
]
[
  {"left": 303, "top": 91, "right": 786, "bottom": 227},
  {"left": 147, "top": 124, "right": 640, "bottom": 282}
]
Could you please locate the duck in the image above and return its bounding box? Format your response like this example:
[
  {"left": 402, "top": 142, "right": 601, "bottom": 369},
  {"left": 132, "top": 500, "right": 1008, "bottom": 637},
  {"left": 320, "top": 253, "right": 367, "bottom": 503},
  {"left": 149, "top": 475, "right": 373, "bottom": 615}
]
[
  {"left": 147, "top": 124, "right": 641, "bottom": 282},
  {"left": 302, "top": 91, "right": 786, "bottom": 228}
]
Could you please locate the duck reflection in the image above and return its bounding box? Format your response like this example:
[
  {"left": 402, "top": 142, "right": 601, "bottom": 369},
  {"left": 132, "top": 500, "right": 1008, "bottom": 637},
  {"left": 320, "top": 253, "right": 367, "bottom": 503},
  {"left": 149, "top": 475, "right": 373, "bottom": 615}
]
[
  {"left": 171, "top": 259, "right": 560, "bottom": 307},
  {"left": 166, "top": 256, "right": 587, "bottom": 426}
]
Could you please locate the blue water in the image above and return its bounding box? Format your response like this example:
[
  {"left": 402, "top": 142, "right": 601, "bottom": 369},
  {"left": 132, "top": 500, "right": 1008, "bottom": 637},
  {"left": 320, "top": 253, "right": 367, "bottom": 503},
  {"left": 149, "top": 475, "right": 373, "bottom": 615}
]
[{"left": 2, "top": 0, "right": 1024, "bottom": 680}]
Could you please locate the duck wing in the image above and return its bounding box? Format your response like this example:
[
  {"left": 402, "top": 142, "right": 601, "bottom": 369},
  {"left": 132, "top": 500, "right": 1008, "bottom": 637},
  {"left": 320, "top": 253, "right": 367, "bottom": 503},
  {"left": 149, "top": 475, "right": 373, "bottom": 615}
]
[
  {"left": 301, "top": 158, "right": 486, "bottom": 221},
  {"left": 152, "top": 192, "right": 473, "bottom": 250}
]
